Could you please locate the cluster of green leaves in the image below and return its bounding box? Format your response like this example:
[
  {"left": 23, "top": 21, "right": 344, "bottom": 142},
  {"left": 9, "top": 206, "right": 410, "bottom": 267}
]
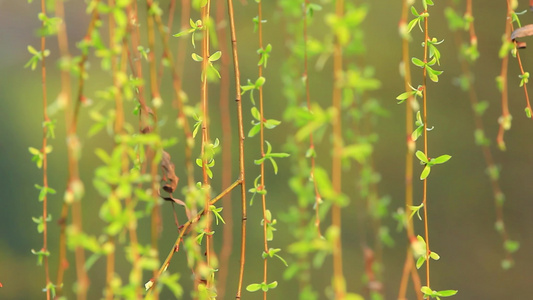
[
  {"left": 415, "top": 151, "right": 451, "bottom": 180},
  {"left": 25, "top": 45, "right": 50, "bottom": 70},
  {"left": 254, "top": 141, "right": 289, "bottom": 175},
  {"left": 174, "top": 19, "right": 203, "bottom": 48},
  {"left": 248, "top": 98, "right": 280, "bottom": 137},
  {"left": 175, "top": 18, "right": 223, "bottom": 80},
  {"left": 421, "top": 286, "right": 458, "bottom": 300},
  {"left": 195, "top": 138, "right": 220, "bottom": 179}
]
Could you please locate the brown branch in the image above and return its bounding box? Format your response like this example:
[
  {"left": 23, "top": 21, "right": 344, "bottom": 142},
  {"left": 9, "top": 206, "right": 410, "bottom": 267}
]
[
  {"left": 145, "top": 179, "right": 241, "bottom": 297},
  {"left": 226, "top": 0, "right": 248, "bottom": 298}
]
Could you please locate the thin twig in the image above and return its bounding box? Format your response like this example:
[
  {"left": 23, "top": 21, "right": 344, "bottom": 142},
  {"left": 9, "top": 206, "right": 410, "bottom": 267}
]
[
  {"left": 226, "top": 0, "right": 248, "bottom": 298},
  {"left": 39, "top": 0, "right": 51, "bottom": 298},
  {"left": 422, "top": 5, "right": 431, "bottom": 288},
  {"left": 216, "top": 0, "right": 234, "bottom": 297}
]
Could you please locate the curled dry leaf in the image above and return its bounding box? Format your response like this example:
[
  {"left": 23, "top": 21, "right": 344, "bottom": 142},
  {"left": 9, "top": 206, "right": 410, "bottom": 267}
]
[
  {"left": 511, "top": 24, "right": 533, "bottom": 40},
  {"left": 161, "top": 150, "right": 178, "bottom": 194},
  {"left": 159, "top": 151, "right": 192, "bottom": 221},
  {"left": 511, "top": 24, "right": 533, "bottom": 48}
]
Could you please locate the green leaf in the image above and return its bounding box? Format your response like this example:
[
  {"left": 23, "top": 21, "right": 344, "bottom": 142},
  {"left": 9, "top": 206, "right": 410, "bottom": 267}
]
[
  {"left": 269, "top": 157, "right": 279, "bottom": 174},
  {"left": 264, "top": 119, "right": 281, "bottom": 129},
  {"left": 415, "top": 150, "right": 428, "bottom": 163},
  {"left": 474, "top": 101, "right": 489, "bottom": 116},
  {"left": 255, "top": 76, "right": 266, "bottom": 88},
  {"left": 396, "top": 91, "right": 415, "bottom": 104},
  {"left": 195, "top": 158, "right": 203, "bottom": 167},
  {"left": 307, "top": 3, "right": 322, "bottom": 17},
  {"left": 29, "top": 147, "right": 41, "bottom": 155},
  {"left": 504, "top": 240, "right": 520, "bottom": 253},
  {"left": 425, "top": 65, "right": 443, "bottom": 82},
  {"left": 209, "top": 51, "right": 222, "bottom": 62},
  {"left": 248, "top": 124, "right": 260, "bottom": 137},
  {"left": 409, "top": 204, "right": 423, "bottom": 220},
  {"left": 246, "top": 283, "right": 262, "bottom": 292},
  {"left": 191, "top": 53, "right": 203, "bottom": 62},
  {"left": 501, "top": 258, "right": 514, "bottom": 270},
  {"left": 412, "top": 57, "right": 425, "bottom": 67},
  {"left": 416, "top": 256, "right": 426, "bottom": 269},
  {"left": 266, "top": 281, "right": 278, "bottom": 289},
  {"left": 420, "top": 165, "right": 431, "bottom": 180},
  {"left": 437, "top": 290, "right": 458, "bottom": 297},
  {"left": 343, "top": 143, "right": 373, "bottom": 163},
  {"left": 411, "top": 6, "right": 419, "bottom": 17},
  {"left": 407, "top": 18, "right": 420, "bottom": 33},
  {"left": 412, "top": 126, "right": 424, "bottom": 141},
  {"left": 431, "top": 154, "right": 452, "bottom": 165},
  {"left": 251, "top": 106, "right": 261, "bottom": 120},
  {"left": 273, "top": 253, "right": 288, "bottom": 267},
  {"left": 430, "top": 251, "right": 440, "bottom": 260},
  {"left": 268, "top": 152, "right": 290, "bottom": 158},
  {"left": 209, "top": 63, "right": 221, "bottom": 79},
  {"left": 520, "top": 72, "right": 530, "bottom": 87}
]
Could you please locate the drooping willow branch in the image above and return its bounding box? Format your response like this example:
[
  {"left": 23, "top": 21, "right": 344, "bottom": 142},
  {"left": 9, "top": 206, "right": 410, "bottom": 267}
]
[
  {"left": 256, "top": 1, "right": 271, "bottom": 299},
  {"left": 421, "top": 3, "right": 431, "bottom": 289}
]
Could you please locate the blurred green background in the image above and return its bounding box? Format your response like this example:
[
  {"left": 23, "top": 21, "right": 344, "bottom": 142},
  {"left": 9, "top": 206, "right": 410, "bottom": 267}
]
[{"left": 2, "top": 0, "right": 533, "bottom": 299}]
